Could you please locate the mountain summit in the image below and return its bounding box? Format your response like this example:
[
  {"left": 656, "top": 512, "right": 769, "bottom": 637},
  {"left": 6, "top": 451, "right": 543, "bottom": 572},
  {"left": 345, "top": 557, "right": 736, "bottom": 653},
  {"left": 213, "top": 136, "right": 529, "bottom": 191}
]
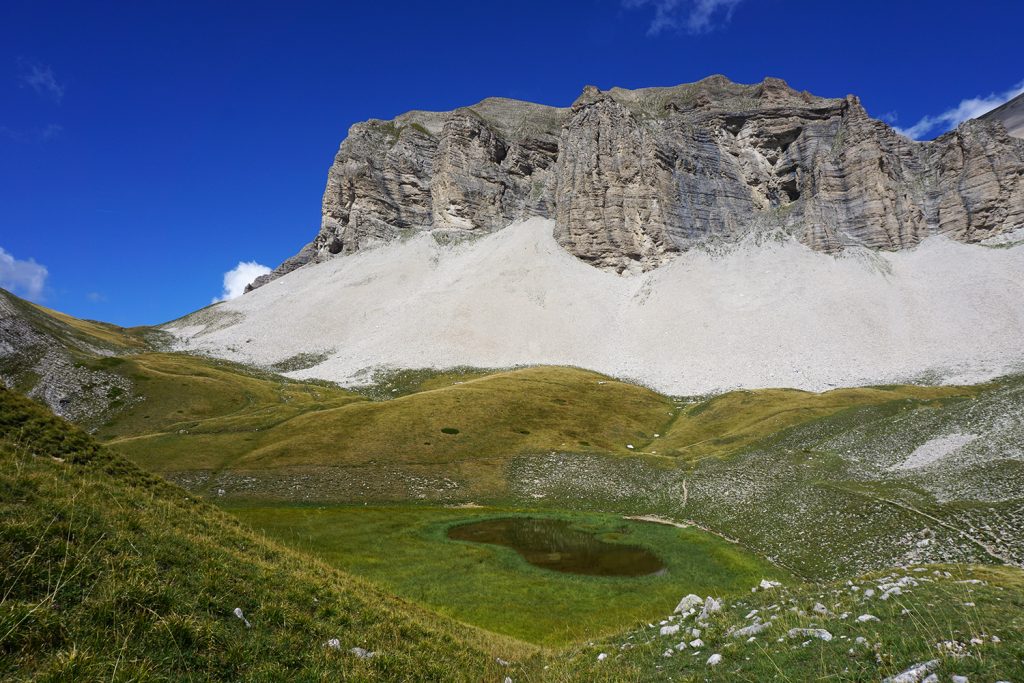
[{"left": 251, "top": 75, "right": 1024, "bottom": 288}]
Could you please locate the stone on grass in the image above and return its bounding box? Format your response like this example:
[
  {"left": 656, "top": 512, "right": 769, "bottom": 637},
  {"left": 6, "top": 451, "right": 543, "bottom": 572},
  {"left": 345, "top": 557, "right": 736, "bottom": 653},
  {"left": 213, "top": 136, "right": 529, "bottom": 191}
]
[
  {"left": 660, "top": 624, "right": 680, "bottom": 636},
  {"left": 857, "top": 614, "right": 880, "bottom": 622},
  {"left": 232, "top": 607, "right": 251, "bottom": 628},
  {"left": 674, "top": 594, "right": 703, "bottom": 614},
  {"left": 882, "top": 659, "right": 939, "bottom": 683},
  {"left": 787, "top": 628, "right": 832, "bottom": 641},
  {"left": 699, "top": 597, "right": 721, "bottom": 621},
  {"left": 732, "top": 621, "right": 772, "bottom": 638},
  {"left": 324, "top": 638, "right": 341, "bottom": 650},
  {"left": 707, "top": 653, "right": 722, "bottom": 666},
  {"left": 350, "top": 647, "right": 375, "bottom": 659}
]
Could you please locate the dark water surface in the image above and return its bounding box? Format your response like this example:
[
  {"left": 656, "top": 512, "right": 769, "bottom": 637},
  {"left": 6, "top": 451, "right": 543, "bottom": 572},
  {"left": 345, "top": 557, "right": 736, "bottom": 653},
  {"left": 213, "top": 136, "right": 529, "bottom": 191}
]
[{"left": 447, "top": 517, "right": 666, "bottom": 577}]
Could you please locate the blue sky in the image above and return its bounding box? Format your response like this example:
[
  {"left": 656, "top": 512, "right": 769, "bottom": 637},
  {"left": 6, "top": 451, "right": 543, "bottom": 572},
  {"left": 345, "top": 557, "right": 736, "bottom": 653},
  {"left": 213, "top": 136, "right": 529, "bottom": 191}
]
[{"left": 1, "top": 0, "right": 1022, "bottom": 326}]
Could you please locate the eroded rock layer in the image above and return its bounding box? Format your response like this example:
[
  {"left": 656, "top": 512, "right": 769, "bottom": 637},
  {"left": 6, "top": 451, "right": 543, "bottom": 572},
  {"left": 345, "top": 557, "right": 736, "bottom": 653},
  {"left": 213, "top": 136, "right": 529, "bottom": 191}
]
[{"left": 251, "top": 76, "right": 1024, "bottom": 286}]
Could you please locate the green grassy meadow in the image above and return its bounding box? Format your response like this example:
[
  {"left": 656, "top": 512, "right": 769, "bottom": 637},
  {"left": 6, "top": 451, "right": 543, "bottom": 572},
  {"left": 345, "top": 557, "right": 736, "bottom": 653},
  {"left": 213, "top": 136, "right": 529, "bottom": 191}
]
[{"left": 228, "top": 504, "right": 787, "bottom": 646}]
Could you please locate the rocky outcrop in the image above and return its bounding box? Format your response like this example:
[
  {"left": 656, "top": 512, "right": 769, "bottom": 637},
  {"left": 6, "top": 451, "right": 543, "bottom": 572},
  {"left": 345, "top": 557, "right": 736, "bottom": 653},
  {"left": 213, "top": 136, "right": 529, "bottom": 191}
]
[
  {"left": 0, "top": 290, "right": 139, "bottom": 424},
  {"left": 981, "top": 92, "right": 1024, "bottom": 138},
  {"left": 252, "top": 76, "right": 1024, "bottom": 284}
]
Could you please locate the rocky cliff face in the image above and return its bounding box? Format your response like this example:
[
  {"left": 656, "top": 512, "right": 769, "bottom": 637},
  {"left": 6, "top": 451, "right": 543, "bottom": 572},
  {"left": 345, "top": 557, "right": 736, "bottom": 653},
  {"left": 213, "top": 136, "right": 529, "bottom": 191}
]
[
  {"left": 981, "top": 92, "right": 1024, "bottom": 139},
  {"left": 250, "top": 76, "right": 1024, "bottom": 286}
]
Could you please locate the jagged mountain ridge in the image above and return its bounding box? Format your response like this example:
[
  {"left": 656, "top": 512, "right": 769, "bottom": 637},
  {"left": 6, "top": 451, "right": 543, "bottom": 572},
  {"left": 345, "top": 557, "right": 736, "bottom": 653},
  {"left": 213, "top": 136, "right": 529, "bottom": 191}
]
[{"left": 251, "top": 75, "right": 1024, "bottom": 287}]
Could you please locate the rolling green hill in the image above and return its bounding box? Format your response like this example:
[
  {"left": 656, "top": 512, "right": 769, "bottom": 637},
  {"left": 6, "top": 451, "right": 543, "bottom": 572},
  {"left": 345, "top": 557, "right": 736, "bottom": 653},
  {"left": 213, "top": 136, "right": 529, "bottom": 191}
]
[{"left": 0, "top": 387, "right": 535, "bottom": 680}]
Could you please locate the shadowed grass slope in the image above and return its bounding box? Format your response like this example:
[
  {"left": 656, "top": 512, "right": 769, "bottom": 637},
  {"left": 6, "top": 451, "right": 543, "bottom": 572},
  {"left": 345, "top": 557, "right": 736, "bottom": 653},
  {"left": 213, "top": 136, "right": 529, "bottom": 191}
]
[{"left": 0, "top": 389, "right": 536, "bottom": 681}]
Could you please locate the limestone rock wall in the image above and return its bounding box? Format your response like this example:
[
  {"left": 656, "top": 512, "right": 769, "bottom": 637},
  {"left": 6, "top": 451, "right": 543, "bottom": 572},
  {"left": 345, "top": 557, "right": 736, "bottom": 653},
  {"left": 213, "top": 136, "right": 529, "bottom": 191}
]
[{"left": 251, "top": 76, "right": 1024, "bottom": 286}]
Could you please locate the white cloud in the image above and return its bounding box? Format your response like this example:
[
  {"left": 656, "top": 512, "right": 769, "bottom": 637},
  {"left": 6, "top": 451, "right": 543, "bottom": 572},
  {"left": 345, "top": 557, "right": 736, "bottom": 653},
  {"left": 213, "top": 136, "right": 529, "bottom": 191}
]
[
  {"left": 0, "top": 123, "right": 63, "bottom": 143},
  {"left": 895, "top": 79, "right": 1024, "bottom": 140},
  {"left": 17, "top": 58, "right": 65, "bottom": 103},
  {"left": 0, "top": 247, "right": 48, "bottom": 301},
  {"left": 213, "top": 261, "right": 271, "bottom": 303},
  {"left": 624, "top": 0, "right": 743, "bottom": 35}
]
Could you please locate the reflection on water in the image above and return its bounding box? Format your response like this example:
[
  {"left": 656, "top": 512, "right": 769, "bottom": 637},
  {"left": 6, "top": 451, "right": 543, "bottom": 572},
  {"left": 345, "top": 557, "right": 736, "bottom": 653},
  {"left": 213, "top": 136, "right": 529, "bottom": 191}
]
[{"left": 447, "top": 517, "right": 665, "bottom": 577}]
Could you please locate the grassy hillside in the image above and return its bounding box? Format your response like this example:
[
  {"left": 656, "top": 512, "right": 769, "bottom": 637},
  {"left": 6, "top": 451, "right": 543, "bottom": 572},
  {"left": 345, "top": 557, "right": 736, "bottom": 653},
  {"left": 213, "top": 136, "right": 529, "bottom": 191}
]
[
  {"left": 651, "top": 384, "right": 976, "bottom": 461},
  {"left": 0, "top": 388, "right": 534, "bottom": 680},
  {"left": 113, "top": 365, "right": 673, "bottom": 498},
  {"left": 548, "top": 563, "right": 1024, "bottom": 681},
  {"left": 88, "top": 352, "right": 359, "bottom": 440}
]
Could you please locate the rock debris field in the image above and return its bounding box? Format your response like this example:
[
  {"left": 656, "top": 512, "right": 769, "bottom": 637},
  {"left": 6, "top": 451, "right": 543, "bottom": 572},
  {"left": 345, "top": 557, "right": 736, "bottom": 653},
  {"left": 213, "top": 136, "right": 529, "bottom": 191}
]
[{"left": 169, "top": 219, "right": 1024, "bottom": 396}]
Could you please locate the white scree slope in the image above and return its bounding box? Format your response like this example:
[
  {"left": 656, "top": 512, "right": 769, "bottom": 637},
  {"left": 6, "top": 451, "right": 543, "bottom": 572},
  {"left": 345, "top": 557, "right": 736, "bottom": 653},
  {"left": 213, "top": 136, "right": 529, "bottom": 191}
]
[{"left": 168, "top": 219, "right": 1024, "bottom": 395}]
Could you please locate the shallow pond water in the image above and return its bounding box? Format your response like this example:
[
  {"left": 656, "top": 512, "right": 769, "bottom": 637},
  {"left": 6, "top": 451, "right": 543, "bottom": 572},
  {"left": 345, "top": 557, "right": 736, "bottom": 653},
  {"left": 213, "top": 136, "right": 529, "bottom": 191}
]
[{"left": 447, "top": 517, "right": 665, "bottom": 577}]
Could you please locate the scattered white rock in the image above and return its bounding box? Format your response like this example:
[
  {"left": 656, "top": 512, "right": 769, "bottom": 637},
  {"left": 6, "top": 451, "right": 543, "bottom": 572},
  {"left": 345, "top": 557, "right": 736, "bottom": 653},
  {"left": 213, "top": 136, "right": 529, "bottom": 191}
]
[
  {"left": 707, "top": 653, "right": 722, "bottom": 666},
  {"left": 732, "top": 621, "right": 772, "bottom": 638},
  {"left": 674, "top": 594, "right": 704, "bottom": 614},
  {"left": 699, "top": 597, "right": 721, "bottom": 621},
  {"left": 689, "top": 639, "right": 704, "bottom": 648},
  {"left": 350, "top": 647, "right": 375, "bottom": 659},
  {"left": 787, "top": 628, "right": 832, "bottom": 642},
  {"left": 891, "top": 433, "right": 979, "bottom": 470},
  {"left": 881, "top": 587, "right": 902, "bottom": 600},
  {"left": 857, "top": 614, "right": 880, "bottom": 623},
  {"left": 951, "top": 676, "right": 969, "bottom": 683},
  {"left": 324, "top": 638, "right": 341, "bottom": 650},
  {"left": 758, "top": 579, "right": 782, "bottom": 591},
  {"left": 596, "top": 653, "right": 607, "bottom": 662},
  {"left": 660, "top": 624, "right": 680, "bottom": 636},
  {"left": 232, "top": 607, "right": 251, "bottom": 628},
  {"left": 882, "top": 659, "right": 939, "bottom": 683}
]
